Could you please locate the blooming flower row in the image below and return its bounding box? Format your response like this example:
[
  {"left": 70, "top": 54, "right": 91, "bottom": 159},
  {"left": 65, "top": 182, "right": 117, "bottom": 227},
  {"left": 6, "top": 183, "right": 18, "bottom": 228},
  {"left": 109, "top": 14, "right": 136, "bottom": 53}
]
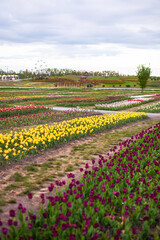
[
  {"left": 0, "top": 95, "right": 47, "bottom": 101},
  {"left": 0, "top": 121, "right": 159, "bottom": 239},
  {"left": 0, "top": 94, "right": 63, "bottom": 99},
  {"left": 128, "top": 99, "right": 144, "bottom": 102},
  {"left": 0, "top": 110, "right": 101, "bottom": 130},
  {"left": 0, "top": 105, "right": 47, "bottom": 118},
  {"left": 56, "top": 96, "right": 126, "bottom": 107},
  {"left": 0, "top": 95, "right": 63, "bottom": 103},
  {"left": 95, "top": 98, "right": 156, "bottom": 110},
  {"left": 0, "top": 112, "right": 147, "bottom": 165},
  {"left": 137, "top": 101, "right": 160, "bottom": 113}
]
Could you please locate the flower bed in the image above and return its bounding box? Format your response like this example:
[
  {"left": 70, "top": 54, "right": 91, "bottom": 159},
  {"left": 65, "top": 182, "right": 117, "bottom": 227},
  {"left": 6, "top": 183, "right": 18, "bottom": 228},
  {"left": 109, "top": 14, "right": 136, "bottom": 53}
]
[
  {"left": 0, "top": 95, "right": 48, "bottom": 101},
  {"left": 0, "top": 95, "right": 48, "bottom": 100},
  {"left": 0, "top": 110, "right": 101, "bottom": 130},
  {"left": 56, "top": 96, "right": 127, "bottom": 107},
  {"left": 0, "top": 112, "right": 147, "bottom": 165},
  {"left": 0, "top": 121, "right": 160, "bottom": 239},
  {"left": 0, "top": 95, "right": 125, "bottom": 107},
  {"left": 0, "top": 95, "right": 64, "bottom": 104},
  {"left": 0, "top": 105, "right": 47, "bottom": 118},
  {"left": 130, "top": 95, "right": 156, "bottom": 99},
  {"left": 137, "top": 102, "right": 160, "bottom": 113},
  {"left": 95, "top": 98, "right": 157, "bottom": 111}
]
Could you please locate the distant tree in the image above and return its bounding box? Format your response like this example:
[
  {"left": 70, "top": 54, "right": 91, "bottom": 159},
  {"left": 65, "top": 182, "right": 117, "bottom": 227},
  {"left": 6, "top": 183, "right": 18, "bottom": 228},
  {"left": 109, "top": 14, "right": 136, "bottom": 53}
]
[
  {"left": 137, "top": 65, "right": 151, "bottom": 93},
  {"left": 0, "top": 69, "right": 5, "bottom": 74}
]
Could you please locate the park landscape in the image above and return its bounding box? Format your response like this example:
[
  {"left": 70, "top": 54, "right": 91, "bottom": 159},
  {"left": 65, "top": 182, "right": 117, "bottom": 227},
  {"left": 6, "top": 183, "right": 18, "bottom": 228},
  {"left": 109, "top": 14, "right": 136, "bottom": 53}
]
[{"left": 0, "top": 72, "right": 160, "bottom": 240}]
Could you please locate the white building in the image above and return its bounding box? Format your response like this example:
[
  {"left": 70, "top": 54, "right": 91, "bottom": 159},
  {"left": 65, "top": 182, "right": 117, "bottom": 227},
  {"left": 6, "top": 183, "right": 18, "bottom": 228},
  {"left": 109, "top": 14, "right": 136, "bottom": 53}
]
[{"left": 0, "top": 75, "right": 18, "bottom": 81}]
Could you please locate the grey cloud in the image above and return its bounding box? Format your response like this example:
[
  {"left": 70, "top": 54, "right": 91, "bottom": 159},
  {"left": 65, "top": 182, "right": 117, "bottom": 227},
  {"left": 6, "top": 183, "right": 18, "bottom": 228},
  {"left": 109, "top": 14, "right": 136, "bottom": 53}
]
[{"left": 0, "top": 0, "right": 160, "bottom": 49}]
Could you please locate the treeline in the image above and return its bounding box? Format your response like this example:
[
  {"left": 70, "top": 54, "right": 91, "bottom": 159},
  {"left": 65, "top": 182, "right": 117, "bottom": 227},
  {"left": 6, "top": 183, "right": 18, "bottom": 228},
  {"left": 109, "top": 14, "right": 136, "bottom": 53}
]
[
  {"left": 150, "top": 76, "right": 160, "bottom": 80},
  {"left": 40, "top": 69, "right": 120, "bottom": 77},
  {"left": 18, "top": 68, "right": 121, "bottom": 79}
]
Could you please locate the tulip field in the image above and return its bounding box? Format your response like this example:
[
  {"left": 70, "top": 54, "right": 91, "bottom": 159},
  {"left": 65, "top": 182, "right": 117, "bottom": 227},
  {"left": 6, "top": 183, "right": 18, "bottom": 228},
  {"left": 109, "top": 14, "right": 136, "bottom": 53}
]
[
  {"left": 0, "top": 111, "right": 147, "bottom": 165},
  {"left": 0, "top": 119, "right": 160, "bottom": 239},
  {"left": 0, "top": 87, "right": 160, "bottom": 239}
]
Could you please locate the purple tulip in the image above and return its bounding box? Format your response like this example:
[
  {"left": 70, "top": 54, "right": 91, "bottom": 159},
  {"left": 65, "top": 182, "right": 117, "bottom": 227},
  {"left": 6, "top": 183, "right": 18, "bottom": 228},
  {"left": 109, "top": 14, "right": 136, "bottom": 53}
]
[
  {"left": 94, "top": 222, "right": 99, "bottom": 228},
  {"left": 52, "top": 230, "right": 58, "bottom": 237},
  {"left": 21, "top": 208, "right": 26, "bottom": 214},
  {"left": 144, "top": 204, "right": 149, "bottom": 210},
  {"left": 110, "top": 183, "right": 114, "bottom": 188},
  {"left": 143, "top": 216, "right": 149, "bottom": 221},
  {"left": 18, "top": 203, "right": 23, "bottom": 210},
  {"left": 69, "top": 234, "right": 76, "bottom": 240},
  {"left": 67, "top": 202, "right": 72, "bottom": 207},
  {"left": 117, "top": 229, "right": 122, "bottom": 236},
  {"left": 132, "top": 228, "right": 137, "bottom": 234},
  {"left": 94, "top": 207, "right": 99, "bottom": 212},
  {"left": 85, "top": 163, "right": 89, "bottom": 169},
  {"left": 82, "top": 229, "right": 88, "bottom": 235},
  {"left": 2, "top": 228, "right": 8, "bottom": 235},
  {"left": 14, "top": 221, "right": 18, "bottom": 226},
  {"left": 40, "top": 193, "right": 44, "bottom": 199},
  {"left": 8, "top": 219, "right": 13, "bottom": 226},
  {"left": 43, "top": 212, "right": 48, "bottom": 218},
  {"left": 72, "top": 223, "right": 77, "bottom": 228},
  {"left": 129, "top": 193, "right": 134, "bottom": 198},
  {"left": 124, "top": 211, "right": 129, "bottom": 218},
  {"left": 67, "top": 211, "right": 72, "bottom": 216},
  {"left": 123, "top": 188, "right": 127, "bottom": 194},
  {"left": 9, "top": 209, "right": 15, "bottom": 217},
  {"left": 28, "top": 193, "right": 33, "bottom": 199},
  {"left": 28, "top": 223, "right": 33, "bottom": 229},
  {"left": 48, "top": 183, "right": 54, "bottom": 192}
]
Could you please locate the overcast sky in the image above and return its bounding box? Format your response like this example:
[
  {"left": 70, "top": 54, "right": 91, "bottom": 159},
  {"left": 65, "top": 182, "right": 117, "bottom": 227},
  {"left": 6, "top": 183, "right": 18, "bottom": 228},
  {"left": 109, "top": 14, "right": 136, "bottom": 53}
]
[{"left": 0, "top": 0, "right": 160, "bottom": 75}]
